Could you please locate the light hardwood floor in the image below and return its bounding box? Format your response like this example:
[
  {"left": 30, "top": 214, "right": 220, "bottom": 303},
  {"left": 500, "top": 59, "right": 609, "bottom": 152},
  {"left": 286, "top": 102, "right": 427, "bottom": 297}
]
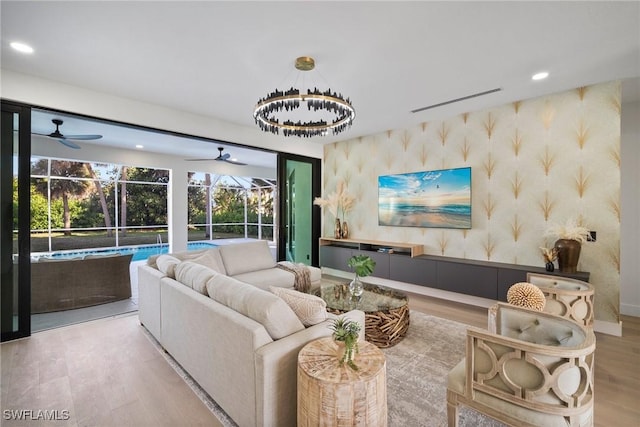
[
  {"left": 1, "top": 313, "right": 223, "bottom": 427},
  {"left": 1, "top": 295, "right": 638, "bottom": 426}
]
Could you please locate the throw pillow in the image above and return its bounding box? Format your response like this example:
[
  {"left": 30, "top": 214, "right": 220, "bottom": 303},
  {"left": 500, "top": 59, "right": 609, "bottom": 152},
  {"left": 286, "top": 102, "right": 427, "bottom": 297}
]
[
  {"left": 156, "top": 255, "right": 181, "bottom": 279},
  {"left": 174, "top": 261, "right": 218, "bottom": 295},
  {"left": 270, "top": 286, "right": 327, "bottom": 327},
  {"left": 206, "top": 275, "right": 304, "bottom": 339}
]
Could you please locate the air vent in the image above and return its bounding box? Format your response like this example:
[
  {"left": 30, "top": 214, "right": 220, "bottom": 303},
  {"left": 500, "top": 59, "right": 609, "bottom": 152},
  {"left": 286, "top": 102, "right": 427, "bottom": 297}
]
[{"left": 411, "top": 88, "right": 502, "bottom": 113}]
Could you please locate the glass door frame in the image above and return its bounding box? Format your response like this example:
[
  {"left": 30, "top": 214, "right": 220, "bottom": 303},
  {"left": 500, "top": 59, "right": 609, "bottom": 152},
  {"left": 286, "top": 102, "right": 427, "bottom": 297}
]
[
  {"left": 1, "top": 100, "right": 31, "bottom": 341},
  {"left": 277, "top": 153, "right": 321, "bottom": 266}
]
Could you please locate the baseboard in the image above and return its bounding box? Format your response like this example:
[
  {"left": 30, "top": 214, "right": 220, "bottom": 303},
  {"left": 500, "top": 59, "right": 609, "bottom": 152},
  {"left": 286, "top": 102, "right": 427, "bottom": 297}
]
[
  {"left": 322, "top": 268, "right": 622, "bottom": 336},
  {"left": 594, "top": 319, "right": 622, "bottom": 336},
  {"left": 621, "top": 303, "right": 640, "bottom": 317}
]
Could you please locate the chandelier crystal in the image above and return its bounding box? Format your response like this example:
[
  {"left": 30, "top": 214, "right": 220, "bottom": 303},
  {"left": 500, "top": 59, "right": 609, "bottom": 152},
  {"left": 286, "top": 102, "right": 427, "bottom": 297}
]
[{"left": 253, "top": 57, "right": 355, "bottom": 138}]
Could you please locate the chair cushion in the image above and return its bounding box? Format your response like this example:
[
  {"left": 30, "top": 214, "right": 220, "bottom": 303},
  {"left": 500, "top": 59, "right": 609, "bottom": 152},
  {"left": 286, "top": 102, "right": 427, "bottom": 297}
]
[
  {"left": 499, "top": 308, "right": 586, "bottom": 347},
  {"left": 206, "top": 274, "right": 304, "bottom": 340},
  {"left": 174, "top": 261, "right": 217, "bottom": 295},
  {"left": 219, "top": 241, "right": 275, "bottom": 276},
  {"left": 270, "top": 286, "right": 327, "bottom": 326}
]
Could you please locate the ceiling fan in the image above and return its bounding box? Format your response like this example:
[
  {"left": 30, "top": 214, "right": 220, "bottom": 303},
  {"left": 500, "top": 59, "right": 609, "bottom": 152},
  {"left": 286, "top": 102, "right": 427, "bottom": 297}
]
[
  {"left": 33, "top": 119, "right": 103, "bottom": 149},
  {"left": 186, "top": 147, "right": 247, "bottom": 165}
]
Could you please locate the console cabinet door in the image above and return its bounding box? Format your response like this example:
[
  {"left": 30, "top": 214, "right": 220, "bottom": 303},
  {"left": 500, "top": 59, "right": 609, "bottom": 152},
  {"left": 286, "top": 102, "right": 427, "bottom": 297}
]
[
  {"left": 354, "top": 250, "right": 390, "bottom": 279},
  {"left": 437, "top": 261, "right": 498, "bottom": 299},
  {"left": 497, "top": 269, "right": 529, "bottom": 302},
  {"left": 390, "top": 255, "right": 437, "bottom": 286},
  {"left": 319, "top": 246, "right": 353, "bottom": 270}
]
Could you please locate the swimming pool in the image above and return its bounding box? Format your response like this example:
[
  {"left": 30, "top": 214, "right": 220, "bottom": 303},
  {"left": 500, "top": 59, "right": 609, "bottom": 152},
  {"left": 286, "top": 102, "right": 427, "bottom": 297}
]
[{"left": 47, "top": 241, "right": 218, "bottom": 262}]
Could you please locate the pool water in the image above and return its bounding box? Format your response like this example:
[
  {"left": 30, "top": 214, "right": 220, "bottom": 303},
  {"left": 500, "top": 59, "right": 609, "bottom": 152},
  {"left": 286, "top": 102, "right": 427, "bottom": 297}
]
[{"left": 48, "top": 241, "right": 217, "bottom": 262}]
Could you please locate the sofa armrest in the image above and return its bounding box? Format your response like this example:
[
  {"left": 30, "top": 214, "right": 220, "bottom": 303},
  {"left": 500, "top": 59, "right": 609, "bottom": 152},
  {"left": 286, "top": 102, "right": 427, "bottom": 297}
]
[
  {"left": 137, "top": 264, "right": 165, "bottom": 339},
  {"left": 254, "top": 309, "right": 365, "bottom": 427}
]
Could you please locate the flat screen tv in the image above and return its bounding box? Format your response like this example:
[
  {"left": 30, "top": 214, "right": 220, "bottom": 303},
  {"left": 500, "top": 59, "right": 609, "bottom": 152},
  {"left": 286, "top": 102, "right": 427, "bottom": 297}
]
[{"left": 378, "top": 167, "right": 471, "bottom": 229}]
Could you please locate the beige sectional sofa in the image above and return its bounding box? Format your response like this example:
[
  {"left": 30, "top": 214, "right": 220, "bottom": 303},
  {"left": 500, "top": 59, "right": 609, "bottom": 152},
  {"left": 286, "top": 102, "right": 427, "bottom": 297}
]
[
  {"left": 138, "top": 240, "right": 363, "bottom": 427},
  {"left": 146, "top": 240, "right": 322, "bottom": 291}
]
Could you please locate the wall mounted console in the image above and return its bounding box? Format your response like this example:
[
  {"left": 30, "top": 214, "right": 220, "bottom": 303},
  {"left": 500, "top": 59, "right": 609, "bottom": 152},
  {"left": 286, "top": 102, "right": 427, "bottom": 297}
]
[{"left": 319, "top": 238, "right": 589, "bottom": 302}]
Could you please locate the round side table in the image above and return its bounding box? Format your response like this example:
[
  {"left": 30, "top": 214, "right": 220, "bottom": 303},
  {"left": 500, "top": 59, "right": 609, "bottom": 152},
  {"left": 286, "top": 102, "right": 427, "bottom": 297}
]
[{"left": 297, "top": 337, "right": 387, "bottom": 426}]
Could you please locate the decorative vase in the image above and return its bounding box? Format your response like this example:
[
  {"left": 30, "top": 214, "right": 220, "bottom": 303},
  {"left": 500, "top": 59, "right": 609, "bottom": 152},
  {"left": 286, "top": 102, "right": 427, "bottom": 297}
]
[
  {"left": 554, "top": 239, "right": 581, "bottom": 273},
  {"left": 333, "top": 339, "right": 357, "bottom": 366},
  {"left": 341, "top": 221, "right": 349, "bottom": 239},
  {"left": 545, "top": 261, "right": 555, "bottom": 272},
  {"left": 349, "top": 275, "right": 364, "bottom": 297},
  {"left": 334, "top": 218, "right": 342, "bottom": 239}
]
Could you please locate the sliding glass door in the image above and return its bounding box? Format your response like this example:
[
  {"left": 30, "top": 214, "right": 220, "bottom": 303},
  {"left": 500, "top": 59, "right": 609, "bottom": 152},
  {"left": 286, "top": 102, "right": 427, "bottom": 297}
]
[
  {"left": 1, "top": 101, "right": 31, "bottom": 341},
  {"left": 277, "top": 154, "right": 321, "bottom": 266}
]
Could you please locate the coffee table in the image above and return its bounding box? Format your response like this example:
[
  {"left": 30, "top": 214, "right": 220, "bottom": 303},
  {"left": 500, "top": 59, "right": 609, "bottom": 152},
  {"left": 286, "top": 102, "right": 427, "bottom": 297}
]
[{"left": 316, "top": 280, "right": 409, "bottom": 347}]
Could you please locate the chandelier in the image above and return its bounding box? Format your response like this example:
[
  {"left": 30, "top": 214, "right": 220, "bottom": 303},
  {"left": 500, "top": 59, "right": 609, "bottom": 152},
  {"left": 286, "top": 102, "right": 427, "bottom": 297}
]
[{"left": 253, "top": 57, "right": 355, "bottom": 138}]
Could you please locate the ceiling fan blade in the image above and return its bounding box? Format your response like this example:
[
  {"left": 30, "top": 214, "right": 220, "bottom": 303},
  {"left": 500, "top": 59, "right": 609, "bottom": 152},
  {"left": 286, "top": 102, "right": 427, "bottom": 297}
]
[
  {"left": 62, "top": 134, "right": 103, "bottom": 140},
  {"left": 57, "top": 138, "right": 81, "bottom": 149},
  {"left": 185, "top": 158, "right": 218, "bottom": 161},
  {"left": 224, "top": 159, "right": 247, "bottom": 166}
]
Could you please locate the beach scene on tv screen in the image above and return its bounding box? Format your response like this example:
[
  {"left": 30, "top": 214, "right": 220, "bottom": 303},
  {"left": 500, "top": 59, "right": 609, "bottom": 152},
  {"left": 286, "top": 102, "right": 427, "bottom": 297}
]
[{"left": 378, "top": 167, "right": 471, "bottom": 229}]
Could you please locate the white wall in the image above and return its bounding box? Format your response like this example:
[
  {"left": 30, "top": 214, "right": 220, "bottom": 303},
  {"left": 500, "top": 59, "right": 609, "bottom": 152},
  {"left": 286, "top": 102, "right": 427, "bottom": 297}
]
[{"left": 620, "top": 100, "right": 640, "bottom": 316}]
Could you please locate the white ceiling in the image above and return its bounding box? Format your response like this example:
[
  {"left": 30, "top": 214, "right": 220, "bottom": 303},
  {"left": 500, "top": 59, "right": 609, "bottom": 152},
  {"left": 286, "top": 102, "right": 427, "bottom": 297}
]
[{"left": 2, "top": 1, "right": 639, "bottom": 167}]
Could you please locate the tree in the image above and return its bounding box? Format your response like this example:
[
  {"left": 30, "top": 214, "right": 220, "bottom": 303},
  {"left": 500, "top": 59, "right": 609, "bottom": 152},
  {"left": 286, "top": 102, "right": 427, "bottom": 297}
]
[
  {"left": 120, "top": 166, "right": 127, "bottom": 236},
  {"left": 205, "top": 173, "right": 212, "bottom": 238},
  {"left": 87, "top": 163, "right": 113, "bottom": 237},
  {"left": 119, "top": 167, "right": 169, "bottom": 233},
  {"left": 31, "top": 159, "right": 91, "bottom": 236}
]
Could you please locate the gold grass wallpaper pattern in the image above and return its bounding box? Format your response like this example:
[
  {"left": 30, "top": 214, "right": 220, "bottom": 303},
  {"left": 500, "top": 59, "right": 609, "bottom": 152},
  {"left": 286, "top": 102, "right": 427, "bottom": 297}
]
[{"left": 322, "top": 81, "right": 621, "bottom": 323}]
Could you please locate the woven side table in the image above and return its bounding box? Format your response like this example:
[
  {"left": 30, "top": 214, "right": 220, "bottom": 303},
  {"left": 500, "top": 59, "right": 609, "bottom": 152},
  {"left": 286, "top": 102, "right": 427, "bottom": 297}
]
[{"left": 297, "top": 337, "right": 387, "bottom": 426}]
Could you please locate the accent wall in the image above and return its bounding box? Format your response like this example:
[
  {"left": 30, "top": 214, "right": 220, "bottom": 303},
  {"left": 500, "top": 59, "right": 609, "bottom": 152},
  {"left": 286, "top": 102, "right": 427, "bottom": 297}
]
[{"left": 322, "top": 81, "right": 621, "bottom": 324}]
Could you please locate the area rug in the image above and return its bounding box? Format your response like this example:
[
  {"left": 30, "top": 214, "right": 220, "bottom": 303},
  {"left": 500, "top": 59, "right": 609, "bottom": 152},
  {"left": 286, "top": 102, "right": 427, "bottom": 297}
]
[{"left": 148, "top": 310, "right": 504, "bottom": 427}]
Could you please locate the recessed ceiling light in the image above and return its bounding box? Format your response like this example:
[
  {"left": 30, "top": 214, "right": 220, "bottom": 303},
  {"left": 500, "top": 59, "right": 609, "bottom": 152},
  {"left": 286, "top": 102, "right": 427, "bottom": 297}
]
[
  {"left": 532, "top": 71, "right": 549, "bottom": 81},
  {"left": 135, "top": 144, "right": 144, "bottom": 149},
  {"left": 10, "top": 42, "right": 34, "bottom": 54}
]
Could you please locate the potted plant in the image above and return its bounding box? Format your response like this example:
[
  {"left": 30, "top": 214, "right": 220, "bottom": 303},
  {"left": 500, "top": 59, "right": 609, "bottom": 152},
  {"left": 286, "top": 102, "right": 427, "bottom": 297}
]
[
  {"left": 347, "top": 254, "right": 376, "bottom": 297},
  {"left": 329, "top": 317, "right": 361, "bottom": 370},
  {"left": 544, "top": 218, "right": 590, "bottom": 273}
]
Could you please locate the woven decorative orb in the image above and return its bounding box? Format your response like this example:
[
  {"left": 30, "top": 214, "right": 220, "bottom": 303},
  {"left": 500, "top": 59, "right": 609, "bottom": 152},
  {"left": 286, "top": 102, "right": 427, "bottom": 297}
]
[{"left": 507, "top": 282, "right": 546, "bottom": 311}]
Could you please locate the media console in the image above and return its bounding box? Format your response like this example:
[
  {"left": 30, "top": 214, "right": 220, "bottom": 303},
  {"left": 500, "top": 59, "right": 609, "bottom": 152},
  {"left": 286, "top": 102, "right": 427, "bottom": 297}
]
[{"left": 319, "top": 237, "right": 589, "bottom": 301}]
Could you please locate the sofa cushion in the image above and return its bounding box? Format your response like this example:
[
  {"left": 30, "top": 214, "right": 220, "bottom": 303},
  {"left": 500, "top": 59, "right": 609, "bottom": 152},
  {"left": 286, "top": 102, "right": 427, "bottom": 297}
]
[
  {"left": 270, "top": 286, "right": 327, "bottom": 327},
  {"left": 188, "top": 249, "right": 226, "bottom": 274},
  {"left": 156, "top": 255, "right": 181, "bottom": 278},
  {"left": 147, "top": 248, "right": 226, "bottom": 275},
  {"left": 232, "top": 268, "right": 295, "bottom": 290},
  {"left": 206, "top": 274, "right": 304, "bottom": 340},
  {"left": 219, "top": 241, "right": 275, "bottom": 276},
  {"left": 174, "top": 261, "right": 217, "bottom": 295}
]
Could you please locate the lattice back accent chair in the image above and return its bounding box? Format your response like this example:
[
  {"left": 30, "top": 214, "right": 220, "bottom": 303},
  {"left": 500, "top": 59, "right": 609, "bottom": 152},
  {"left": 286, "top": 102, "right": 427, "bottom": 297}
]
[
  {"left": 526, "top": 273, "right": 595, "bottom": 328},
  {"left": 447, "top": 303, "right": 596, "bottom": 427}
]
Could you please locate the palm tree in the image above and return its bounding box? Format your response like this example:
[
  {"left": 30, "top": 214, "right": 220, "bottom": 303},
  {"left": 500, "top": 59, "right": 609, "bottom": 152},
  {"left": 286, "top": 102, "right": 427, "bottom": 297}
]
[
  {"left": 86, "top": 163, "right": 113, "bottom": 237},
  {"left": 119, "top": 166, "right": 127, "bottom": 237}
]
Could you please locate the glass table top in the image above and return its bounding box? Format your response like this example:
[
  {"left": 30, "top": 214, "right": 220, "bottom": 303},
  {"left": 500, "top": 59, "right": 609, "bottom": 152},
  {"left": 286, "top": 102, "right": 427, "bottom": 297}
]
[{"left": 316, "top": 280, "right": 407, "bottom": 313}]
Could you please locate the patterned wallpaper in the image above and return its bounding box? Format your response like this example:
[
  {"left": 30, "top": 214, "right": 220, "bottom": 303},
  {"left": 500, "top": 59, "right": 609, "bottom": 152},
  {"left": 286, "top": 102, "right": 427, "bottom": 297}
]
[{"left": 322, "top": 81, "right": 621, "bottom": 323}]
